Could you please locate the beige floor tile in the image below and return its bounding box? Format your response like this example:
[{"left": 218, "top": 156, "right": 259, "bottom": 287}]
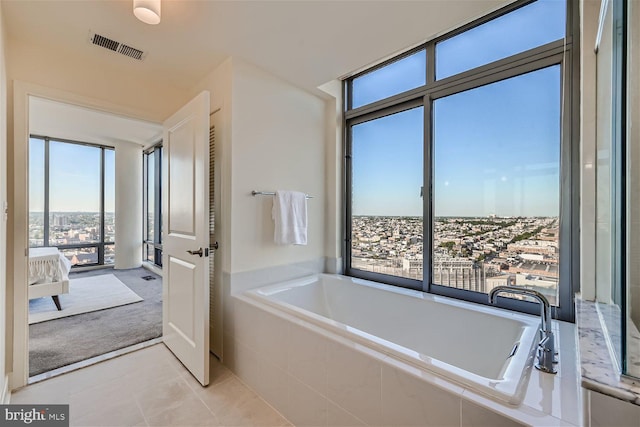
[
  {"left": 145, "top": 395, "right": 219, "bottom": 426},
  {"left": 134, "top": 375, "right": 198, "bottom": 419},
  {"left": 13, "top": 344, "right": 287, "bottom": 427},
  {"left": 69, "top": 377, "right": 134, "bottom": 419},
  {"left": 71, "top": 397, "right": 146, "bottom": 427},
  {"left": 196, "top": 376, "right": 256, "bottom": 415},
  {"left": 217, "top": 394, "right": 291, "bottom": 427},
  {"left": 10, "top": 386, "right": 71, "bottom": 405},
  {"left": 198, "top": 377, "right": 289, "bottom": 427},
  {"left": 182, "top": 356, "right": 234, "bottom": 393}
]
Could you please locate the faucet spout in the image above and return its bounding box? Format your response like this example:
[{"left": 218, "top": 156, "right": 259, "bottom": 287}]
[{"left": 488, "top": 286, "right": 556, "bottom": 374}]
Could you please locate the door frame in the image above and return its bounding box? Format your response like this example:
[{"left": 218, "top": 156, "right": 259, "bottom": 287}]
[{"left": 11, "top": 81, "right": 162, "bottom": 389}]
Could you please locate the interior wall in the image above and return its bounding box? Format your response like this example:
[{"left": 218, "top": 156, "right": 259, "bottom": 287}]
[
  {"left": 230, "top": 58, "right": 326, "bottom": 274},
  {"left": 580, "top": 0, "right": 599, "bottom": 301},
  {"left": 628, "top": 0, "right": 640, "bottom": 331},
  {"left": 0, "top": 0, "right": 8, "bottom": 403},
  {"left": 114, "top": 142, "right": 143, "bottom": 269},
  {"left": 594, "top": 0, "right": 613, "bottom": 304},
  {"left": 318, "top": 80, "right": 343, "bottom": 274}
]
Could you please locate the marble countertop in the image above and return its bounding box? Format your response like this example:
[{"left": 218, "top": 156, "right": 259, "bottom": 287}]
[{"left": 576, "top": 298, "right": 640, "bottom": 406}]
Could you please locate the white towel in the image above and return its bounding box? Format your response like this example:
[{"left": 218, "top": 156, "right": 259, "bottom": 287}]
[{"left": 272, "top": 190, "right": 308, "bottom": 245}]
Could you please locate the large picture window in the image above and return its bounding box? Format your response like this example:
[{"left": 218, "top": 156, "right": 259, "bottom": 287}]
[
  {"left": 345, "top": 0, "right": 577, "bottom": 321},
  {"left": 29, "top": 136, "right": 116, "bottom": 266}
]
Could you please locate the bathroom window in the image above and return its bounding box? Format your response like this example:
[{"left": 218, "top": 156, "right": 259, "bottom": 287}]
[
  {"left": 345, "top": 0, "right": 577, "bottom": 321},
  {"left": 349, "top": 104, "right": 424, "bottom": 283},
  {"left": 350, "top": 49, "right": 426, "bottom": 109},
  {"left": 435, "top": 0, "right": 566, "bottom": 80},
  {"left": 433, "top": 66, "right": 561, "bottom": 305}
]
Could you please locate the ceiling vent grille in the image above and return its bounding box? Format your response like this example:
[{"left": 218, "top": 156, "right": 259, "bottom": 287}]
[
  {"left": 89, "top": 31, "right": 147, "bottom": 61},
  {"left": 118, "top": 44, "right": 144, "bottom": 60}
]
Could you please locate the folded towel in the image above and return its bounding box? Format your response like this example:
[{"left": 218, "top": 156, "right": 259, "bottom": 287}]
[{"left": 272, "top": 190, "right": 308, "bottom": 245}]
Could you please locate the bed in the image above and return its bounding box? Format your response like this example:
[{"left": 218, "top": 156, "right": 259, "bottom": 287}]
[{"left": 28, "top": 247, "right": 72, "bottom": 311}]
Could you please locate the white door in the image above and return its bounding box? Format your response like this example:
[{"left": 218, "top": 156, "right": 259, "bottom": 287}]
[{"left": 162, "top": 91, "right": 210, "bottom": 386}]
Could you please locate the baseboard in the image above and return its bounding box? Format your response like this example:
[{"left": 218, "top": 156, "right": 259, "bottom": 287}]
[{"left": 1, "top": 375, "right": 10, "bottom": 404}]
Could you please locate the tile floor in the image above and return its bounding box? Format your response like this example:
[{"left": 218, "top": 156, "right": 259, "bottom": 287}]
[{"left": 11, "top": 344, "right": 292, "bottom": 427}]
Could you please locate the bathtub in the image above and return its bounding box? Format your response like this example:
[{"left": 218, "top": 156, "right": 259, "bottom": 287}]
[{"left": 244, "top": 273, "right": 540, "bottom": 405}]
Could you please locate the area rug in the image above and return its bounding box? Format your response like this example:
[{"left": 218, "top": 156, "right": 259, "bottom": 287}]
[
  {"left": 29, "top": 268, "right": 162, "bottom": 377},
  {"left": 29, "top": 274, "right": 143, "bottom": 324}
]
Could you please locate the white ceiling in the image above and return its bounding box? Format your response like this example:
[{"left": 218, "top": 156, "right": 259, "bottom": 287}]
[
  {"left": 29, "top": 97, "right": 162, "bottom": 147},
  {"left": 3, "top": 0, "right": 511, "bottom": 93}
]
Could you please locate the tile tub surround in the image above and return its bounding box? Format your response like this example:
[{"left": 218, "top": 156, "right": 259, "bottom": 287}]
[
  {"left": 230, "top": 294, "right": 582, "bottom": 427},
  {"left": 577, "top": 299, "right": 640, "bottom": 405}
]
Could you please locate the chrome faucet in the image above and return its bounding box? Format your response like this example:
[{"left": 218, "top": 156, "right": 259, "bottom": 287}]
[{"left": 488, "top": 286, "right": 557, "bottom": 374}]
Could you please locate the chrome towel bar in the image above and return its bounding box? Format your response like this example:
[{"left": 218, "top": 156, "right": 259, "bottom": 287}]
[{"left": 251, "top": 190, "right": 313, "bottom": 199}]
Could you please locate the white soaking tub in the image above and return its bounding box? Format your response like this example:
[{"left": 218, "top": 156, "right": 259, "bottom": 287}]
[{"left": 245, "top": 273, "right": 540, "bottom": 405}]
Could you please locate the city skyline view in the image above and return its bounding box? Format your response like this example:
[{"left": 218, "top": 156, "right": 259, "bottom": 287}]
[{"left": 351, "top": 214, "right": 559, "bottom": 304}]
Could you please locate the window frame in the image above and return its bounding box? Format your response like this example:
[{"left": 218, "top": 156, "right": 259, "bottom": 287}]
[
  {"left": 143, "top": 143, "right": 163, "bottom": 267},
  {"left": 343, "top": 0, "right": 579, "bottom": 322},
  {"left": 29, "top": 135, "right": 115, "bottom": 267}
]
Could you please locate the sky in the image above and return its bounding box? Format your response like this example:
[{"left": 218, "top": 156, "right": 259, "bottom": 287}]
[
  {"left": 351, "top": 0, "right": 565, "bottom": 218},
  {"left": 29, "top": 139, "right": 115, "bottom": 213}
]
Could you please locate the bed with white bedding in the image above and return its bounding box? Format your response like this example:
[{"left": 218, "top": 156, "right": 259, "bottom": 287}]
[{"left": 28, "top": 247, "right": 72, "bottom": 310}]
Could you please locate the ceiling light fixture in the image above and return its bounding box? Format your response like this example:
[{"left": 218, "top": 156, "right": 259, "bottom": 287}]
[{"left": 133, "top": 0, "right": 161, "bottom": 25}]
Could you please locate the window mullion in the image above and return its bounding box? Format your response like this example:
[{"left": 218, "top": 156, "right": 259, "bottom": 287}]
[
  {"left": 43, "top": 138, "right": 50, "bottom": 247},
  {"left": 423, "top": 95, "right": 433, "bottom": 293},
  {"left": 99, "top": 147, "right": 105, "bottom": 266},
  {"left": 426, "top": 43, "right": 436, "bottom": 85},
  {"left": 154, "top": 148, "right": 162, "bottom": 245}
]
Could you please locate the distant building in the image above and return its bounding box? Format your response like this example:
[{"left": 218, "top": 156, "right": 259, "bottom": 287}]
[
  {"left": 71, "top": 253, "right": 98, "bottom": 265},
  {"left": 432, "top": 256, "right": 486, "bottom": 292},
  {"left": 52, "top": 215, "right": 68, "bottom": 226}
]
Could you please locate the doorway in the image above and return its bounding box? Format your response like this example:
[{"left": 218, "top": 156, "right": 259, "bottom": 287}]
[{"left": 22, "top": 94, "right": 164, "bottom": 381}]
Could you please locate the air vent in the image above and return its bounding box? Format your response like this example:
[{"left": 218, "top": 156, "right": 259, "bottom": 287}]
[
  {"left": 89, "top": 31, "right": 147, "bottom": 61},
  {"left": 118, "top": 44, "right": 144, "bottom": 60},
  {"left": 92, "top": 33, "right": 119, "bottom": 52}
]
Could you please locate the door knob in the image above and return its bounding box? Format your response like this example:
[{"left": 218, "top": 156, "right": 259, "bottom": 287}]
[
  {"left": 212, "top": 241, "right": 219, "bottom": 250},
  {"left": 187, "top": 248, "right": 203, "bottom": 257}
]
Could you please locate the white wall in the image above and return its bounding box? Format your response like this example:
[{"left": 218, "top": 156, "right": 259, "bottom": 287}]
[
  {"left": 580, "top": 0, "right": 599, "bottom": 301},
  {"left": 114, "top": 142, "right": 143, "bottom": 269},
  {"left": 0, "top": 0, "right": 9, "bottom": 404},
  {"left": 318, "top": 80, "right": 343, "bottom": 274},
  {"left": 190, "top": 56, "right": 328, "bottom": 279},
  {"left": 230, "top": 59, "right": 326, "bottom": 274}
]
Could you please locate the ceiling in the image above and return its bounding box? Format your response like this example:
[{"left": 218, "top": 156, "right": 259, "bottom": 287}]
[
  {"left": 3, "top": 0, "right": 511, "bottom": 93},
  {"left": 29, "top": 97, "right": 162, "bottom": 147}
]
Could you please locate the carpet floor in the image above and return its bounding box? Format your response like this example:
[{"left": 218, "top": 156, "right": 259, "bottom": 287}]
[{"left": 29, "top": 267, "right": 162, "bottom": 377}]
